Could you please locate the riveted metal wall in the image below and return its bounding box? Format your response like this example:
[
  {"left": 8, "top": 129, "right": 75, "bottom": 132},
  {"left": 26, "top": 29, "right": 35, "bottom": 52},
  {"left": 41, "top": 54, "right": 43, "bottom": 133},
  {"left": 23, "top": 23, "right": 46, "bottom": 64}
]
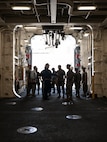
[
  {"left": 81, "top": 26, "right": 107, "bottom": 97},
  {"left": 0, "top": 29, "right": 14, "bottom": 98}
]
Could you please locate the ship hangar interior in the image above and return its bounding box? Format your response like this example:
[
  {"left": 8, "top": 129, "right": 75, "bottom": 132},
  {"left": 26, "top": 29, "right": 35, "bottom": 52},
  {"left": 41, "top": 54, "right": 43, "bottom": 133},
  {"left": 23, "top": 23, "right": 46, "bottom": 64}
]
[{"left": 0, "top": 0, "right": 107, "bottom": 142}]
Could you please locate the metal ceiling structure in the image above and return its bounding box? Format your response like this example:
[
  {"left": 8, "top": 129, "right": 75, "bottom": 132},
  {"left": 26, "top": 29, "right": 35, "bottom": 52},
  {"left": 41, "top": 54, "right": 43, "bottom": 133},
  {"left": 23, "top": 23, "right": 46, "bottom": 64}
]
[{"left": 0, "top": 0, "right": 107, "bottom": 32}]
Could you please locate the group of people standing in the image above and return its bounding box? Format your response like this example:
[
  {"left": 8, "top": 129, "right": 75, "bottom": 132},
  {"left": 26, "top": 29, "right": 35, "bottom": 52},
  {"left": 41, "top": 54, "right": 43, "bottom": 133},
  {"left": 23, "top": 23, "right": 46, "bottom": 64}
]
[{"left": 26, "top": 63, "right": 88, "bottom": 101}]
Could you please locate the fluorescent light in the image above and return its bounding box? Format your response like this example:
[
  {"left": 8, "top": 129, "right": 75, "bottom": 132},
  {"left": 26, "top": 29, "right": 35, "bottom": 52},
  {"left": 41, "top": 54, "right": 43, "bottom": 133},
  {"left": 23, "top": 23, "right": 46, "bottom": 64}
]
[
  {"left": 24, "top": 27, "right": 37, "bottom": 30},
  {"left": 88, "top": 56, "right": 92, "bottom": 60},
  {"left": 70, "top": 27, "right": 83, "bottom": 30},
  {"left": 78, "top": 39, "right": 82, "bottom": 43},
  {"left": 12, "top": 6, "right": 31, "bottom": 10},
  {"left": 24, "top": 39, "right": 28, "bottom": 43},
  {"left": 78, "top": 6, "right": 96, "bottom": 10},
  {"left": 84, "top": 33, "right": 89, "bottom": 37},
  {"left": 28, "top": 44, "right": 31, "bottom": 46}
]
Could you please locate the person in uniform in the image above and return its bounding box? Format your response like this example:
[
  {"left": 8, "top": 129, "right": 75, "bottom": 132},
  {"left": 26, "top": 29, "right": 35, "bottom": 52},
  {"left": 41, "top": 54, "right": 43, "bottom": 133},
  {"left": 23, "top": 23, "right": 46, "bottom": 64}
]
[
  {"left": 35, "top": 67, "right": 41, "bottom": 95},
  {"left": 56, "top": 65, "right": 65, "bottom": 98},
  {"left": 26, "top": 65, "right": 32, "bottom": 97},
  {"left": 66, "top": 64, "right": 75, "bottom": 102},
  {"left": 41, "top": 63, "right": 52, "bottom": 100},
  {"left": 82, "top": 67, "right": 88, "bottom": 97},
  {"left": 26, "top": 66, "right": 37, "bottom": 97},
  {"left": 51, "top": 68, "right": 57, "bottom": 93},
  {"left": 74, "top": 68, "right": 81, "bottom": 98}
]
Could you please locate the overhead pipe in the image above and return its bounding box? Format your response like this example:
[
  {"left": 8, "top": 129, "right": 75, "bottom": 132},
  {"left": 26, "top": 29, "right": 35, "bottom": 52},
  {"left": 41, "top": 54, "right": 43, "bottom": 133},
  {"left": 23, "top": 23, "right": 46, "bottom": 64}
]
[
  {"left": 47, "top": 2, "right": 51, "bottom": 16},
  {"left": 33, "top": 0, "right": 50, "bottom": 15},
  {"left": 87, "top": 24, "right": 95, "bottom": 99},
  {"left": 85, "top": 11, "right": 91, "bottom": 19},
  {"left": 58, "top": 3, "right": 72, "bottom": 23},
  {"left": 13, "top": 25, "right": 22, "bottom": 98},
  {"left": 33, "top": 0, "right": 40, "bottom": 22}
]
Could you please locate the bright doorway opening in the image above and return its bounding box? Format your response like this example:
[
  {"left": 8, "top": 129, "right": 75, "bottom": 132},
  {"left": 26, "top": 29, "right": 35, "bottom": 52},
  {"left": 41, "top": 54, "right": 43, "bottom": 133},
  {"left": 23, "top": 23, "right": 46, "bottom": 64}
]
[{"left": 31, "top": 35, "right": 76, "bottom": 72}]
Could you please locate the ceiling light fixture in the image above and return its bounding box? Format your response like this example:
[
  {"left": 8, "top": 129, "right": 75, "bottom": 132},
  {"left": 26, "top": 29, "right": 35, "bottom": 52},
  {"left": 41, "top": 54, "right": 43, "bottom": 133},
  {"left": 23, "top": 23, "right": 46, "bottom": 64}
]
[
  {"left": 84, "top": 33, "right": 89, "bottom": 37},
  {"left": 24, "top": 39, "right": 29, "bottom": 43},
  {"left": 24, "top": 27, "right": 37, "bottom": 30},
  {"left": 78, "top": 39, "right": 82, "bottom": 43},
  {"left": 12, "top": 6, "right": 31, "bottom": 10},
  {"left": 78, "top": 6, "right": 96, "bottom": 10},
  {"left": 70, "top": 27, "right": 83, "bottom": 30}
]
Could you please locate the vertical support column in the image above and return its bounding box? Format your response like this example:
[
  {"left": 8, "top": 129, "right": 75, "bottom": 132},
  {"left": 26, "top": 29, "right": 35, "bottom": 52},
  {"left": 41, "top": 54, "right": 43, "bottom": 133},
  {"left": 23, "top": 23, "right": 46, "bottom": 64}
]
[{"left": 50, "top": 0, "right": 57, "bottom": 23}]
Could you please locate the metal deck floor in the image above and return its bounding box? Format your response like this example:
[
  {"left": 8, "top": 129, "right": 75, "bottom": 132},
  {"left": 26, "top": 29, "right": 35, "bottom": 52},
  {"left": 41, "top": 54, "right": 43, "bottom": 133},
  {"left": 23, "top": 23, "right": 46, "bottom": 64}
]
[{"left": 0, "top": 91, "right": 107, "bottom": 142}]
